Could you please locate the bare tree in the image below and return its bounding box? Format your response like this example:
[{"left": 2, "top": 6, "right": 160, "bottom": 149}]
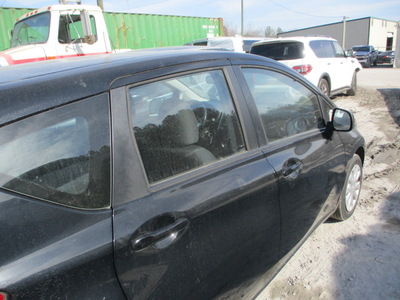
[
  {"left": 223, "top": 23, "right": 238, "bottom": 36},
  {"left": 223, "top": 23, "right": 284, "bottom": 38},
  {"left": 264, "top": 26, "right": 276, "bottom": 37}
]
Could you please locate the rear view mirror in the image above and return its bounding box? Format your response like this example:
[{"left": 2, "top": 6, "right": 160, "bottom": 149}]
[{"left": 332, "top": 108, "right": 353, "bottom": 131}]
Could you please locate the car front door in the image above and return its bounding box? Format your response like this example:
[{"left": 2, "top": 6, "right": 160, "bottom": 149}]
[
  {"left": 238, "top": 66, "right": 347, "bottom": 255},
  {"left": 111, "top": 66, "right": 281, "bottom": 299}
]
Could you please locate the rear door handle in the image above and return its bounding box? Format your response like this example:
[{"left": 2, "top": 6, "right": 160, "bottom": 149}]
[{"left": 132, "top": 218, "right": 189, "bottom": 252}]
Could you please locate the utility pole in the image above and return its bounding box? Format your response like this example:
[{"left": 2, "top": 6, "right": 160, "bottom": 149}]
[
  {"left": 394, "top": 21, "right": 400, "bottom": 68},
  {"left": 241, "top": 0, "right": 244, "bottom": 36},
  {"left": 342, "top": 16, "right": 347, "bottom": 50}
]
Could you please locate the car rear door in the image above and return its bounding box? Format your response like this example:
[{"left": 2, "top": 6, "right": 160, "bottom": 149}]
[
  {"left": 0, "top": 95, "right": 124, "bottom": 299},
  {"left": 236, "top": 64, "right": 347, "bottom": 255},
  {"left": 110, "top": 64, "right": 281, "bottom": 299},
  {"left": 331, "top": 40, "right": 356, "bottom": 88}
]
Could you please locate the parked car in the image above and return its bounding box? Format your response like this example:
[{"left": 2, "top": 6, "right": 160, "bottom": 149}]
[
  {"left": 352, "top": 45, "right": 378, "bottom": 67},
  {"left": 0, "top": 49, "right": 365, "bottom": 300},
  {"left": 377, "top": 50, "right": 395, "bottom": 65},
  {"left": 242, "top": 37, "right": 269, "bottom": 53},
  {"left": 250, "top": 36, "right": 362, "bottom": 97},
  {"left": 189, "top": 36, "right": 264, "bottom": 53}
]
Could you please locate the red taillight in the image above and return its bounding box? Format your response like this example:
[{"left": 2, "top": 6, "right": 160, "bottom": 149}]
[
  {"left": 292, "top": 64, "right": 312, "bottom": 75},
  {"left": 0, "top": 292, "right": 9, "bottom": 300}
]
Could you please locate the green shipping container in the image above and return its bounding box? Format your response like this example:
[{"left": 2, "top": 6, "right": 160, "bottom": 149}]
[{"left": 0, "top": 6, "right": 223, "bottom": 51}]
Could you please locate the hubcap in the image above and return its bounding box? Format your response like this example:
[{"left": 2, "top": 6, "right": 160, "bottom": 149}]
[
  {"left": 319, "top": 83, "right": 328, "bottom": 96},
  {"left": 345, "top": 164, "right": 362, "bottom": 212}
]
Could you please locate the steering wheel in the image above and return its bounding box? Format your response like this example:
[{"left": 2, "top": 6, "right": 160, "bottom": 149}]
[
  {"left": 286, "top": 116, "right": 309, "bottom": 136},
  {"left": 190, "top": 102, "right": 208, "bottom": 127}
]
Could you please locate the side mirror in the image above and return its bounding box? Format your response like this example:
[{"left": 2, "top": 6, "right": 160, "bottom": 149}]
[
  {"left": 345, "top": 49, "right": 354, "bottom": 57},
  {"left": 80, "top": 10, "right": 96, "bottom": 45},
  {"left": 331, "top": 108, "right": 353, "bottom": 131}
]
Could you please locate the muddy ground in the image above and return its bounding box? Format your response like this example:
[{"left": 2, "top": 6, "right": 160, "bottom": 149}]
[{"left": 257, "top": 71, "right": 400, "bottom": 299}]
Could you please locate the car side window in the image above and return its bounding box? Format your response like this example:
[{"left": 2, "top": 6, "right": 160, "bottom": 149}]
[
  {"left": 310, "top": 40, "right": 335, "bottom": 58},
  {"left": 129, "top": 70, "right": 245, "bottom": 183},
  {"left": 58, "top": 14, "right": 98, "bottom": 44},
  {"left": 332, "top": 41, "right": 346, "bottom": 57},
  {"left": 0, "top": 96, "right": 111, "bottom": 209},
  {"left": 242, "top": 68, "right": 324, "bottom": 142},
  {"left": 309, "top": 40, "right": 326, "bottom": 58}
]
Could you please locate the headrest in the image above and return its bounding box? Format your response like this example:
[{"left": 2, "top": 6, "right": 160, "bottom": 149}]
[{"left": 162, "top": 109, "right": 199, "bottom": 146}]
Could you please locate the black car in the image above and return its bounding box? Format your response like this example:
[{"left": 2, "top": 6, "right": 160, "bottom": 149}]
[
  {"left": 0, "top": 49, "right": 365, "bottom": 300},
  {"left": 377, "top": 51, "right": 395, "bottom": 65}
]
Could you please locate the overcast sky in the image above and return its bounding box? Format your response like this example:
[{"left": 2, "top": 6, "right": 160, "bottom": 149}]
[{"left": 2, "top": 0, "right": 399, "bottom": 33}]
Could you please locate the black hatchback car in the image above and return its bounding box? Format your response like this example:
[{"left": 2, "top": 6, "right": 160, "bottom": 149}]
[{"left": 0, "top": 49, "right": 364, "bottom": 300}]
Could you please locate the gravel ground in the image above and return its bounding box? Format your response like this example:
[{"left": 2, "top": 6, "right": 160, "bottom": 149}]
[{"left": 256, "top": 67, "right": 400, "bottom": 300}]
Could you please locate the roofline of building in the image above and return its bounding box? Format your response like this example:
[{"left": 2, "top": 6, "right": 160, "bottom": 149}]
[{"left": 280, "top": 17, "right": 398, "bottom": 35}]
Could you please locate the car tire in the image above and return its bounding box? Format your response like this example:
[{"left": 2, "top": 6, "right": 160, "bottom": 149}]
[
  {"left": 373, "top": 59, "right": 377, "bottom": 66},
  {"left": 364, "top": 58, "right": 371, "bottom": 68},
  {"left": 331, "top": 155, "right": 363, "bottom": 221},
  {"left": 346, "top": 72, "right": 357, "bottom": 96},
  {"left": 318, "top": 78, "right": 330, "bottom": 97}
]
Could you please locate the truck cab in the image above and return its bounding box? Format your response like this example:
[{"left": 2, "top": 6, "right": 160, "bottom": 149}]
[{"left": 0, "top": 2, "right": 112, "bottom": 66}]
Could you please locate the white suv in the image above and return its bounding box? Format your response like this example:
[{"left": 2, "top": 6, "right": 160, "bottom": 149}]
[{"left": 250, "top": 36, "right": 362, "bottom": 97}]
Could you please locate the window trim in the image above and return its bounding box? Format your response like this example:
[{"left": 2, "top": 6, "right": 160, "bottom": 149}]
[
  {"left": 124, "top": 67, "right": 252, "bottom": 188},
  {"left": 236, "top": 65, "right": 326, "bottom": 145}
]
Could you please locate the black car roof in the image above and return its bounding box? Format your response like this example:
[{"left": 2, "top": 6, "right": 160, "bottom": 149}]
[{"left": 0, "top": 48, "right": 267, "bottom": 125}]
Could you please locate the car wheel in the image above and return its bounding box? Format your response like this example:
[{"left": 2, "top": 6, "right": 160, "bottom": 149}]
[
  {"left": 346, "top": 72, "right": 357, "bottom": 96},
  {"left": 364, "top": 58, "right": 371, "bottom": 68},
  {"left": 373, "top": 58, "right": 377, "bottom": 66},
  {"left": 331, "top": 155, "right": 363, "bottom": 221},
  {"left": 318, "top": 78, "right": 330, "bottom": 97}
]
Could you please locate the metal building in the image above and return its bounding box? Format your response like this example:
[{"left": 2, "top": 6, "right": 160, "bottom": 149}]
[{"left": 278, "top": 17, "right": 398, "bottom": 52}]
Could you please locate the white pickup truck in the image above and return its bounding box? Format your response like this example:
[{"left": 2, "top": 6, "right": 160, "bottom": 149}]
[{"left": 0, "top": 1, "right": 122, "bottom": 66}]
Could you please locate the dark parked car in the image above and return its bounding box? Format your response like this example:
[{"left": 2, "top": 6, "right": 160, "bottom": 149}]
[
  {"left": 0, "top": 49, "right": 365, "bottom": 300},
  {"left": 352, "top": 45, "right": 378, "bottom": 67},
  {"left": 377, "top": 50, "right": 395, "bottom": 65}
]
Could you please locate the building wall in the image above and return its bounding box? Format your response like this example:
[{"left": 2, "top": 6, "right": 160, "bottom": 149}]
[
  {"left": 277, "top": 22, "right": 345, "bottom": 45},
  {"left": 278, "top": 17, "right": 397, "bottom": 51},
  {"left": 343, "top": 18, "right": 370, "bottom": 50},
  {"left": 369, "top": 18, "right": 398, "bottom": 51}
]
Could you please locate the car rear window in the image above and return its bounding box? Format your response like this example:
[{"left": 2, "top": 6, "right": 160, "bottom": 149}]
[
  {"left": 0, "top": 96, "right": 111, "bottom": 209},
  {"left": 250, "top": 42, "right": 304, "bottom": 60}
]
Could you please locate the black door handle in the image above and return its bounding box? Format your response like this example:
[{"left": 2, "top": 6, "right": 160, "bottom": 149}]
[
  {"left": 283, "top": 159, "right": 302, "bottom": 178},
  {"left": 132, "top": 218, "right": 189, "bottom": 252}
]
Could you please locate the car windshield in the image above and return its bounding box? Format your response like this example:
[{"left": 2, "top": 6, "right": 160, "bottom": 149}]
[
  {"left": 352, "top": 46, "right": 370, "bottom": 52},
  {"left": 251, "top": 42, "right": 304, "bottom": 60},
  {"left": 11, "top": 12, "right": 50, "bottom": 47}
]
